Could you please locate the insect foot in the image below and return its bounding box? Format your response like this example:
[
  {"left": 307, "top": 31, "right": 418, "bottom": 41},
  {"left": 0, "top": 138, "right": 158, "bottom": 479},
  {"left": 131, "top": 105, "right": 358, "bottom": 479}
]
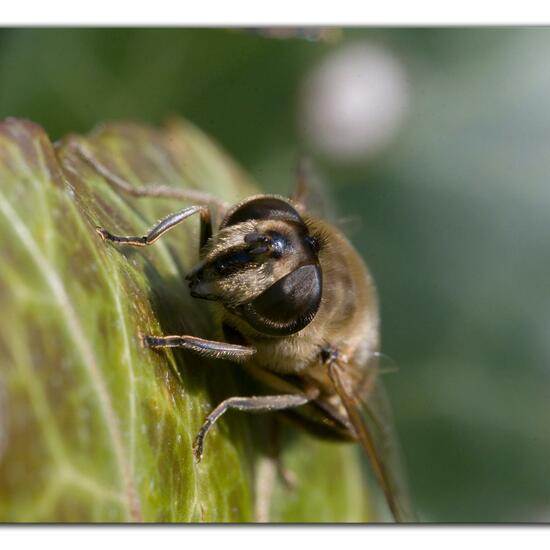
[
  {"left": 192, "top": 421, "right": 212, "bottom": 463},
  {"left": 95, "top": 226, "right": 111, "bottom": 241},
  {"left": 139, "top": 333, "right": 154, "bottom": 349}
]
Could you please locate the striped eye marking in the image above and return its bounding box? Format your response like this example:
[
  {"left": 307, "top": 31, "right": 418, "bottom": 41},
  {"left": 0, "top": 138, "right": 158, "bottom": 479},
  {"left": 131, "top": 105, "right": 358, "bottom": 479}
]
[{"left": 213, "top": 249, "right": 258, "bottom": 276}]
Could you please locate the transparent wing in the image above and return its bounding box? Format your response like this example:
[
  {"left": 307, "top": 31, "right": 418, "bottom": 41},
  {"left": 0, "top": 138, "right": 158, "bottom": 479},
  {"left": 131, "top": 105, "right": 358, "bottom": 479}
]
[
  {"left": 291, "top": 158, "right": 339, "bottom": 221},
  {"left": 291, "top": 158, "right": 363, "bottom": 242},
  {"left": 328, "top": 360, "right": 416, "bottom": 522},
  {"left": 361, "top": 368, "right": 417, "bottom": 522}
]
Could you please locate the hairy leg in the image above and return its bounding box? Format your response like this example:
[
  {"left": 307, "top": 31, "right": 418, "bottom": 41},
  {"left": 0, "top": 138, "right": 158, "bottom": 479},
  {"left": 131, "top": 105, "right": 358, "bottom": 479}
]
[
  {"left": 268, "top": 417, "right": 298, "bottom": 490},
  {"left": 96, "top": 204, "right": 212, "bottom": 249},
  {"left": 254, "top": 454, "right": 278, "bottom": 523},
  {"left": 77, "top": 143, "right": 229, "bottom": 210},
  {"left": 254, "top": 418, "right": 298, "bottom": 522},
  {"left": 193, "top": 392, "right": 316, "bottom": 462},
  {"left": 142, "top": 334, "right": 256, "bottom": 362}
]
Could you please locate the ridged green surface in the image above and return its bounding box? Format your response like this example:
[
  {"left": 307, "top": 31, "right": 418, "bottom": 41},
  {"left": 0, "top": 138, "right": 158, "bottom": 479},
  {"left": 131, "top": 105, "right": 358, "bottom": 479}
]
[{"left": 0, "top": 118, "right": 371, "bottom": 522}]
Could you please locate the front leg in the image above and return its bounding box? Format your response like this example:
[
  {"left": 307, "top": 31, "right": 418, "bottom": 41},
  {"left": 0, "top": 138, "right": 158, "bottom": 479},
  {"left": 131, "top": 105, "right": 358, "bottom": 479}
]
[
  {"left": 142, "top": 334, "right": 256, "bottom": 362},
  {"left": 77, "top": 142, "right": 229, "bottom": 211},
  {"left": 96, "top": 204, "right": 212, "bottom": 250}
]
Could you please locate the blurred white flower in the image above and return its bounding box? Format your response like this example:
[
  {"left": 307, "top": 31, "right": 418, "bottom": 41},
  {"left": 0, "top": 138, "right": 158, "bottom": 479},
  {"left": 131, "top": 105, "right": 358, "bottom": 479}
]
[{"left": 299, "top": 42, "right": 409, "bottom": 162}]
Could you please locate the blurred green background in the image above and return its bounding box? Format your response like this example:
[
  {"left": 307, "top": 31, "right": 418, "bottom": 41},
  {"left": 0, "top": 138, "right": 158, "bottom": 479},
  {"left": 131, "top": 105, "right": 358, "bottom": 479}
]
[{"left": 1, "top": 27, "right": 549, "bottom": 522}]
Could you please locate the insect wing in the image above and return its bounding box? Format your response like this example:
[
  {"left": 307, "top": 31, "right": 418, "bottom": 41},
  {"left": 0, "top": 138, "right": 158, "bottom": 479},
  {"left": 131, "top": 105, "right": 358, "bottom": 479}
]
[
  {"left": 328, "top": 361, "right": 416, "bottom": 523},
  {"left": 291, "top": 158, "right": 338, "bottom": 220},
  {"left": 363, "top": 371, "right": 417, "bottom": 522}
]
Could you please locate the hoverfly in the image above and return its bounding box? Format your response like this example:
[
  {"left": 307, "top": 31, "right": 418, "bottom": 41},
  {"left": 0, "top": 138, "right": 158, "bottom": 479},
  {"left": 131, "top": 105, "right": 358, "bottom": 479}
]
[{"left": 80, "top": 146, "right": 414, "bottom": 522}]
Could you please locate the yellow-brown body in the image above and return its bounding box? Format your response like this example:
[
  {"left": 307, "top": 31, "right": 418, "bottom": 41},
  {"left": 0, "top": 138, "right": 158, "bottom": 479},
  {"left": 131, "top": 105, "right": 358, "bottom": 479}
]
[{"left": 222, "top": 216, "right": 378, "bottom": 372}]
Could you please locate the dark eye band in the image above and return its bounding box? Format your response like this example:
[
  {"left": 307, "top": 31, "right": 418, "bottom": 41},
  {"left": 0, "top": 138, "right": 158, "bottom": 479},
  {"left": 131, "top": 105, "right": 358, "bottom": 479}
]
[{"left": 214, "top": 249, "right": 257, "bottom": 276}]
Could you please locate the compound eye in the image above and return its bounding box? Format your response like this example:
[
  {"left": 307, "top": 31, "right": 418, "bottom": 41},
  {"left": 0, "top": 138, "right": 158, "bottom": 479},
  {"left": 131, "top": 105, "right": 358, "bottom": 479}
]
[
  {"left": 220, "top": 196, "right": 303, "bottom": 228},
  {"left": 238, "top": 264, "right": 322, "bottom": 336}
]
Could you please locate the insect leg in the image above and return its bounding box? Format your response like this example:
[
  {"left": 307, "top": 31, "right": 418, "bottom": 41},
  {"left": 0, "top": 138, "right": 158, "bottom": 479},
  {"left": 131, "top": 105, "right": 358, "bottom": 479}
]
[
  {"left": 77, "top": 143, "right": 229, "bottom": 210},
  {"left": 255, "top": 454, "right": 278, "bottom": 522},
  {"left": 268, "top": 417, "right": 298, "bottom": 490},
  {"left": 96, "top": 204, "right": 212, "bottom": 248},
  {"left": 254, "top": 417, "right": 299, "bottom": 521},
  {"left": 193, "top": 393, "right": 314, "bottom": 462},
  {"left": 142, "top": 334, "right": 256, "bottom": 362}
]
